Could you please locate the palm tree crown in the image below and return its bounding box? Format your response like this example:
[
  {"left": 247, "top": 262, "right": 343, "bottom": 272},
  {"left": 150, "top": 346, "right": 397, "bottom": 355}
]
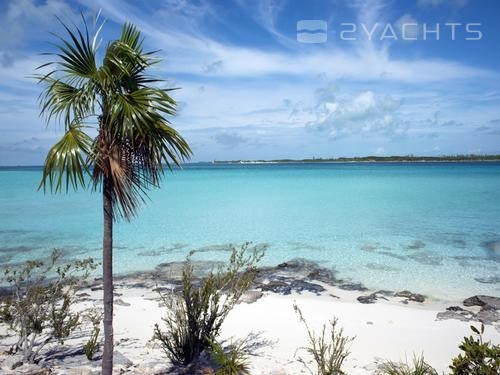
[{"left": 37, "top": 18, "right": 192, "bottom": 218}]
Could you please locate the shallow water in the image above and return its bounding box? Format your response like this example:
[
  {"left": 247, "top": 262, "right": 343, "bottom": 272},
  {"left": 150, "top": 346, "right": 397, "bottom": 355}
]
[{"left": 0, "top": 162, "right": 499, "bottom": 300}]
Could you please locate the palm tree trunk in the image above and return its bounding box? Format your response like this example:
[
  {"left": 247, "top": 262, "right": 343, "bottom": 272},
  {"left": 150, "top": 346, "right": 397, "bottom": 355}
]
[{"left": 102, "top": 176, "right": 114, "bottom": 375}]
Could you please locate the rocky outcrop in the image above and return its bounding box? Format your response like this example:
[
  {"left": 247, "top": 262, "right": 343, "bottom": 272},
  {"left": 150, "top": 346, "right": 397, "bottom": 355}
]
[
  {"left": 357, "top": 291, "right": 391, "bottom": 304},
  {"left": 463, "top": 295, "right": 500, "bottom": 310},
  {"left": 258, "top": 278, "right": 325, "bottom": 295},
  {"left": 394, "top": 290, "right": 426, "bottom": 303},
  {"left": 437, "top": 295, "right": 500, "bottom": 325}
]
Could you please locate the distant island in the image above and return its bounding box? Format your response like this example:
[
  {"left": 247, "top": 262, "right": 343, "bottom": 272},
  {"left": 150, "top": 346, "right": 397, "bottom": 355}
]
[{"left": 213, "top": 154, "right": 500, "bottom": 164}]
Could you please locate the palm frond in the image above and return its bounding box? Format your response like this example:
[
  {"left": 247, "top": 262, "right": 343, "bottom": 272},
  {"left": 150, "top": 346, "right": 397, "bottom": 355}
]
[
  {"left": 50, "top": 17, "right": 98, "bottom": 79},
  {"left": 39, "top": 124, "right": 93, "bottom": 193},
  {"left": 37, "top": 77, "right": 96, "bottom": 125}
]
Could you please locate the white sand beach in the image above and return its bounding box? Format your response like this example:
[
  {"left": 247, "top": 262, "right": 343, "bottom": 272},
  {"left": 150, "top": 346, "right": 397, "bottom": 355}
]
[{"left": 13, "top": 281, "right": 492, "bottom": 375}]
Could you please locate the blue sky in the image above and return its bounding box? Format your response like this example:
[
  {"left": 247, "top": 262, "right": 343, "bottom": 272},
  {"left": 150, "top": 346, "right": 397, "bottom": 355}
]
[{"left": 0, "top": 0, "right": 500, "bottom": 165}]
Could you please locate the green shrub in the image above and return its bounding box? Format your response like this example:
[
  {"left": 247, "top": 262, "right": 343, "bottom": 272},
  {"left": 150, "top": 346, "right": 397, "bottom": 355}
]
[
  {"left": 377, "top": 354, "right": 437, "bottom": 375},
  {"left": 449, "top": 324, "right": 500, "bottom": 374},
  {"left": 209, "top": 339, "right": 250, "bottom": 375},
  {"left": 154, "top": 243, "right": 264, "bottom": 366},
  {"left": 294, "top": 304, "right": 354, "bottom": 375},
  {"left": 0, "top": 250, "right": 95, "bottom": 363},
  {"left": 83, "top": 309, "right": 102, "bottom": 360}
]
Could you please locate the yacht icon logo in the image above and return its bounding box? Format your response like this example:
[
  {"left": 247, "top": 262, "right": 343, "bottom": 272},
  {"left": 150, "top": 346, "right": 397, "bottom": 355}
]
[{"left": 297, "top": 20, "right": 328, "bottom": 43}]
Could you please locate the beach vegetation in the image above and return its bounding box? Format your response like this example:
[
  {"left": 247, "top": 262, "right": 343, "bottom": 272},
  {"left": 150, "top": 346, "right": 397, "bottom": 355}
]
[
  {"left": 376, "top": 354, "right": 437, "bottom": 375},
  {"left": 36, "top": 15, "right": 191, "bottom": 374},
  {"left": 293, "top": 304, "right": 354, "bottom": 375},
  {"left": 0, "top": 250, "right": 95, "bottom": 363},
  {"left": 83, "top": 309, "right": 103, "bottom": 361},
  {"left": 449, "top": 324, "right": 500, "bottom": 374},
  {"left": 209, "top": 339, "right": 251, "bottom": 375},
  {"left": 153, "top": 243, "right": 264, "bottom": 366}
]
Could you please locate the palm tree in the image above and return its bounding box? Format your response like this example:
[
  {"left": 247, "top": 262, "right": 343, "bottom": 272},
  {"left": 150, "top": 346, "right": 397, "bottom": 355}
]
[{"left": 36, "top": 18, "right": 192, "bottom": 374}]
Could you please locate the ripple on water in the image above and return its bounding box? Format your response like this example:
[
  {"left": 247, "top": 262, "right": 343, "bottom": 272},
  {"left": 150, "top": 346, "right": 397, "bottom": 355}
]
[
  {"left": 403, "top": 240, "right": 426, "bottom": 250},
  {"left": 475, "top": 275, "right": 500, "bottom": 284},
  {"left": 287, "top": 242, "right": 325, "bottom": 252},
  {"left": 365, "top": 263, "right": 401, "bottom": 272},
  {"left": 137, "top": 243, "right": 189, "bottom": 257}
]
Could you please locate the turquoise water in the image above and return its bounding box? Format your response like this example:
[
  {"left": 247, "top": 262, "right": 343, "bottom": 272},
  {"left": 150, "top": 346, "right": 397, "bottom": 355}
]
[{"left": 0, "top": 163, "right": 499, "bottom": 300}]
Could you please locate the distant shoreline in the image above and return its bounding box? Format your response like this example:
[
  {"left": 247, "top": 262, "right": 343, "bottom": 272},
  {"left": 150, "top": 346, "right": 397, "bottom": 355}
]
[
  {"left": 2, "top": 155, "right": 500, "bottom": 168},
  {"left": 212, "top": 155, "right": 500, "bottom": 164}
]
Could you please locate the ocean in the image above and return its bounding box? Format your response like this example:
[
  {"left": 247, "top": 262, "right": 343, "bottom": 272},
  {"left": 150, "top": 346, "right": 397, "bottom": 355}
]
[{"left": 0, "top": 162, "right": 499, "bottom": 300}]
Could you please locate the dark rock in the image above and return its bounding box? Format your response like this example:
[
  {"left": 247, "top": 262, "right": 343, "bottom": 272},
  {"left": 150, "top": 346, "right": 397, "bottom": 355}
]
[
  {"left": 463, "top": 295, "right": 500, "bottom": 310},
  {"left": 357, "top": 294, "right": 377, "bottom": 304},
  {"left": 90, "top": 286, "right": 102, "bottom": 291},
  {"left": 394, "top": 290, "right": 412, "bottom": 298},
  {"left": 447, "top": 305, "right": 466, "bottom": 312},
  {"left": 276, "top": 259, "right": 312, "bottom": 270},
  {"left": 338, "top": 282, "right": 368, "bottom": 292},
  {"left": 290, "top": 280, "right": 325, "bottom": 295},
  {"left": 395, "top": 290, "right": 425, "bottom": 303},
  {"left": 357, "top": 292, "right": 388, "bottom": 304},
  {"left": 438, "top": 303, "right": 500, "bottom": 325},
  {"left": 259, "top": 279, "right": 325, "bottom": 295},
  {"left": 257, "top": 259, "right": 338, "bottom": 286},
  {"left": 260, "top": 280, "right": 291, "bottom": 295},
  {"left": 409, "top": 293, "right": 425, "bottom": 303},
  {"left": 437, "top": 310, "right": 474, "bottom": 322},
  {"left": 12, "top": 361, "right": 23, "bottom": 370},
  {"left": 307, "top": 268, "right": 337, "bottom": 285},
  {"left": 476, "top": 308, "right": 500, "bottom": 325}
]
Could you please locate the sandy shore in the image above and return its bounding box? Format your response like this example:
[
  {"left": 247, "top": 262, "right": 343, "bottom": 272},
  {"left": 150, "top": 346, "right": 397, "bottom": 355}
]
[
  {"left": 1, "top": 261, "right": 499, "bottom": 374},
  {"left": 104, "top": 285, "right": 499, "bottom": 374}
]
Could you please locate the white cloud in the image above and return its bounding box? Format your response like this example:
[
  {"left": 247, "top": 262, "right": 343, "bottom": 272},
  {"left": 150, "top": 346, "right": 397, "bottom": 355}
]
[
  {"left": 0, "top": 0, "right": 78, "bottom": 46},
  {"left": 74, "top": 0, "right": 494, "bottom": 84},
  {"left": 305, "top": 88, "right": 405, "bottom": 139}
]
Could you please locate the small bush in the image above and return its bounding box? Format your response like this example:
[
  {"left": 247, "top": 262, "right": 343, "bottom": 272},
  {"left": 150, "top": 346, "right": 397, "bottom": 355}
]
[
  {"left": 83, "top": 309, "right": 102, "bottom": 360},
  {"left": 209, "top": 339, "right": 250, "bottom": 375},
  {"left": 154, "top": 243, "right": 264, "bottom": 366},
  {"left": 294, "top": 304, "right": 354, "bottom": 375},
  {"left": 0, "top": 250, "right": 95, "bottom": 363},
  {"left": 449, "top": 324, "right": 500, "bottom": 374},
  {"left": 377, "top": 354, "right": 437, "bottom": 375}
]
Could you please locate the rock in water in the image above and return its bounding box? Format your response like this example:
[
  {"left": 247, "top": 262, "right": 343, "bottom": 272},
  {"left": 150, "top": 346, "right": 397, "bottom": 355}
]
[
  {"left": 357, "top": 292, "right": 389, "bottom": 304},
  {"left": 463, "top": 295, "right": 500, "bottom": 310},
  {"left": 395, "top": 290, "right": 426, "bottom": 303}
]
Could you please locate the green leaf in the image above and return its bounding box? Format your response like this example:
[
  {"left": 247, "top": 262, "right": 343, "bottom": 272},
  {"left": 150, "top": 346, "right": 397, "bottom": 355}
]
[{"left": 39, "top": 124, "right": 93, "bottom": 193}]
